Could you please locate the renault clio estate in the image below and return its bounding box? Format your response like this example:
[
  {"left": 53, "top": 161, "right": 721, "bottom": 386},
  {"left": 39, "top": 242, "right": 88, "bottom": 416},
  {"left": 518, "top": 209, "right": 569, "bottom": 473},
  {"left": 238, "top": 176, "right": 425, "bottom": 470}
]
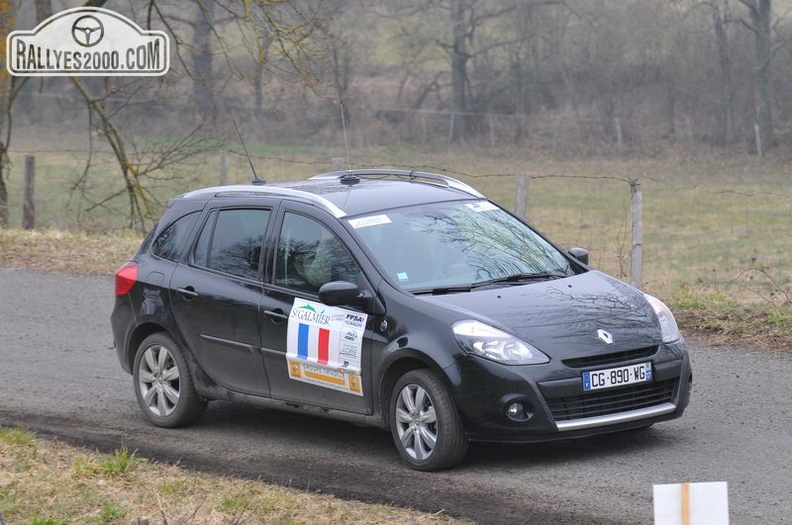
[{"left": 111, "top": 170, "right": 692, "bottom": 471}]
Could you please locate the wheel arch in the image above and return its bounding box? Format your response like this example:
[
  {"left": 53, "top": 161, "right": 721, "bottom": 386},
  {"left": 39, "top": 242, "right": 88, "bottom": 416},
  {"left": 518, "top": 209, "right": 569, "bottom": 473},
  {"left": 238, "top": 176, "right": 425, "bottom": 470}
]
[
  {"left": 378, "top": 350, "right": 453, "bottom": 427},
  {"left": 126, "top": 322, "right": 169, "bottom": 371}
]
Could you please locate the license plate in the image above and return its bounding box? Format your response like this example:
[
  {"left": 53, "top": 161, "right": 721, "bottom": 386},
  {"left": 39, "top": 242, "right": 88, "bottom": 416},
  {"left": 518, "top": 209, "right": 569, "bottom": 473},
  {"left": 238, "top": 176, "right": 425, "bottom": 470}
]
[{"left": 582, "top": 362, "right": 653, "bottom": 392}]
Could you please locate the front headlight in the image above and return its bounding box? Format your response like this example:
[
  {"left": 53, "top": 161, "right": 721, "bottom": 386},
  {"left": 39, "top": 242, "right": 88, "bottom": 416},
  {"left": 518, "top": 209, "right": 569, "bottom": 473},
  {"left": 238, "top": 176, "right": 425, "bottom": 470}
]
[
  {"left": 644, "top": 294, "right": 681, "bottom": 344},
  {"left": 452, "top": 320, "right": 549, "bottom": 365}
]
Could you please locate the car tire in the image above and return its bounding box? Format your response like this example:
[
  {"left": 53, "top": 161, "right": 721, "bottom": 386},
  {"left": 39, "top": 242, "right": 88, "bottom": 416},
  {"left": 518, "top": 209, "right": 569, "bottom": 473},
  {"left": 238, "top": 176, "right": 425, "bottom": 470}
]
[
  {"left": 133, "top": 333, "right": 206, "bottom": 428},
  {"left": 390, "top": 369, "right": 468, "bottom": 471}
]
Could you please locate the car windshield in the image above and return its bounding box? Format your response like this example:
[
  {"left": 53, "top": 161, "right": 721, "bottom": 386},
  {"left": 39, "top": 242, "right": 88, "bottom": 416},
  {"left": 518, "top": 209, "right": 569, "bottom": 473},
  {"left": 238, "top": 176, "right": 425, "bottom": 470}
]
[{"left": 348, "top": 200, "right": 572, "bottom": 293}]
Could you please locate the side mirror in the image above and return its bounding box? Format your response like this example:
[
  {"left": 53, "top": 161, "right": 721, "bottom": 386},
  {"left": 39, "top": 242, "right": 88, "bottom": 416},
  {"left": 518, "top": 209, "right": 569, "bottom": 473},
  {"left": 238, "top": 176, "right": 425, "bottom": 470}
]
[
  {"left": 568, "top": 247, "right": 589, "bottom": 266},
  {"left": 318, "top": 281, "right": 363, "bottom": 307}
]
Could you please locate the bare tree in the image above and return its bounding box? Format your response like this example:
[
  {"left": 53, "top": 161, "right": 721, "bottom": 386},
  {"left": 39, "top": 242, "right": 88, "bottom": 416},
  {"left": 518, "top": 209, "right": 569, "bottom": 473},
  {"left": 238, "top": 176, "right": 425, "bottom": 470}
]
[
  {"left": 739, "top": 0, "right": 776, "bottom": 150},
  {"left": 33, "top": 0, "right": 50, "bottom": 22},
  {"left": 0, "top": 0, "right": 327, "bottom": 230},
  {"left": 448, "top": 0, "right": 471, "bottom": 142},
  {"left": 0, "top": 0, "right": 16, "bottom": 227},
  {"left": 192, "top": 0, "right": 217, "bottom": 118},
  {"left": 709, "top": 0, "right": 737, "bottom": 144}
]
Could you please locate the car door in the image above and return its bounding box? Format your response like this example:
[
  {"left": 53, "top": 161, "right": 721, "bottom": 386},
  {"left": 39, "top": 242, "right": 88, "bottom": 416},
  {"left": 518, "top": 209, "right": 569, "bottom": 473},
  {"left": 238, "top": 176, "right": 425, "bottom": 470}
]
[
  {"left": 260, "top": 204, "right": 376, "bottom": 414},
  {"left": 170, "top": 204, "right": 274, "bottom": 396}
]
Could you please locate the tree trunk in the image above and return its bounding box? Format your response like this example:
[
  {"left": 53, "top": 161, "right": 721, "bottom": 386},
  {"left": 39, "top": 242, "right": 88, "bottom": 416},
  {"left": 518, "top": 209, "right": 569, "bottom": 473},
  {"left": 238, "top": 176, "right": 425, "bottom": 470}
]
[
  {"left": 746, "top": 0, "right": 775, "bottom": 150},
  {"left": 711, "top": 1, "right": 736, "bottom": 144},
  {"left": 254, "top": 26, "right": 272, "bottom": 121},
  {"left": 193, "top": 0, "right": 216, "bottom": 119},
  {"left": 449, "top": 0, "right": 468, "bottom": 143},
  {"left": 34, "top": 0, "right": 52, "bottom": 22},
  {"left": 0, "top": 0, "right": 17, "bottom": 227}
]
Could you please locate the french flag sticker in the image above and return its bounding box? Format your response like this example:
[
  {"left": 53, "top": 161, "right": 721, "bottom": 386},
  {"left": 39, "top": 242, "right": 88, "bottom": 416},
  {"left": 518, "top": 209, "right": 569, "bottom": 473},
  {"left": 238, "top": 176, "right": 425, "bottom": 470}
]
[{"left": 297, "top": 323, "right": 332, "bottom": 365}]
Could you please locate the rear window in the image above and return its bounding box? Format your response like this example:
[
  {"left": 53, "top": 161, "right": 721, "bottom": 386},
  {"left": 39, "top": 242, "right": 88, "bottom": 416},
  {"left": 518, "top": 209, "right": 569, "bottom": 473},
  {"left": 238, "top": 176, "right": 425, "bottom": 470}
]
[{"left": 151, "top": 212, "right": 199, "bottom": 262}]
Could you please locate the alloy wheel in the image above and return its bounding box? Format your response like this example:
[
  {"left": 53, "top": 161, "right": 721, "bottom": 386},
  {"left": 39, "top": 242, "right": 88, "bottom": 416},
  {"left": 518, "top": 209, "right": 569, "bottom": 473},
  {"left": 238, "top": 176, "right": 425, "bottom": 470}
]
[
  {"left": 137, "top": 344, "right": 181, "bottom": 417},
  {"left": 394, "top": 383, "right": 438, "bottom": 461}
]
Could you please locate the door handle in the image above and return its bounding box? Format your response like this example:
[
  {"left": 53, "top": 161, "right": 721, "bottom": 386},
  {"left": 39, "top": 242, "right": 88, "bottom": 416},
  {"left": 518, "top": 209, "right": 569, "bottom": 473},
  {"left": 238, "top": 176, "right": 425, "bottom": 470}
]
[
  {"left": 177, "top": 286, "right": 199, "bottom": 299},
  {"left": 264, "top": 309, "right": 288, "bottom": 322}
]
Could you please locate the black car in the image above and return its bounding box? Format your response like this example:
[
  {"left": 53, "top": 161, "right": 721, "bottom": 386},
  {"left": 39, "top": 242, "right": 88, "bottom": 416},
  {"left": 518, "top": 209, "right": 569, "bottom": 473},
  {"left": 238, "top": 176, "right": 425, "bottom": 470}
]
[{"left": 111, "top": 170, "right": 692, "bottom": 471}]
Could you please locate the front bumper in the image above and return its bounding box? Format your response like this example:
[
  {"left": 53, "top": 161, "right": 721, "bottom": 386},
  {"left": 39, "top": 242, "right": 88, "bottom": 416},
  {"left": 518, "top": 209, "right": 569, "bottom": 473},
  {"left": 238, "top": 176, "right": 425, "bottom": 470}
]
[{"left": 449, "top": 340, "right": 692, "bottom": 443}]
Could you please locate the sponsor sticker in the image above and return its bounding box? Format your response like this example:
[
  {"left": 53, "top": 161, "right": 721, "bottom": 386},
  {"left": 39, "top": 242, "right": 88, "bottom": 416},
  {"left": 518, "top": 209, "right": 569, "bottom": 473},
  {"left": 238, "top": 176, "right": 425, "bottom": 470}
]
[
  {"left": 7, "top": 7, "right": 169, "bottom": 77},
  {"left": 465, "top": 201, "right": 498, "bottom": 213},
  {"left": 286, "top": 299, "right": 367, "bottom": 396},
  {"left": 348, "top": 214, "right": 392, "bottom": 229}
]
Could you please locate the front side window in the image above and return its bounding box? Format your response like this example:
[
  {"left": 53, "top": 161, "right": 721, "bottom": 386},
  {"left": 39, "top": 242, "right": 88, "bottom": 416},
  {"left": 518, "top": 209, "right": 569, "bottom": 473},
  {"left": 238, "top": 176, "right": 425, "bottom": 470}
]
[
  {"left": 193, "top": 208, "right": 271, "bottom": 280},
  {"left": 350, "top": 200, "right": 571, "bottom": 292},
  {"left": 275, "top": 213, "right": 360, "bottom": 294}
]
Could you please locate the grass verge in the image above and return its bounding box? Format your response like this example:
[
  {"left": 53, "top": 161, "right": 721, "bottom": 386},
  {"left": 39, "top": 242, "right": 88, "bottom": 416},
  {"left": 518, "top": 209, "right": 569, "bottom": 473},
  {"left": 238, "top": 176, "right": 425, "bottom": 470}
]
[
  {"left": 0, "top": 428, "right": 466, "bottom": 525},
  {"left": 670, "top": 281, "right": 791, "bottom": 351}
]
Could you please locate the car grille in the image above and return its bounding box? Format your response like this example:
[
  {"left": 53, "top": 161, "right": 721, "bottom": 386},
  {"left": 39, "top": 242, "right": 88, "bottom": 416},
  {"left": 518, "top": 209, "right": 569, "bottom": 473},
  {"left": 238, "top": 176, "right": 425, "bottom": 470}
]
[
  {"left": 546, "top": 378, "right": 676, "bottom": 422},
  {"left": 562, "top": 346, "right": 658, "bottom": 369}
]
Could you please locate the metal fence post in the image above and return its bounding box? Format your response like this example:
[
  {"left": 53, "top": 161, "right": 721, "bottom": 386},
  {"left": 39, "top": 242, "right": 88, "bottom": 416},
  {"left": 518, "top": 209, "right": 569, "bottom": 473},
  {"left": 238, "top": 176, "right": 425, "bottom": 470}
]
[{"left": 630, "top": 180, "right": 643, "bottom": 288}]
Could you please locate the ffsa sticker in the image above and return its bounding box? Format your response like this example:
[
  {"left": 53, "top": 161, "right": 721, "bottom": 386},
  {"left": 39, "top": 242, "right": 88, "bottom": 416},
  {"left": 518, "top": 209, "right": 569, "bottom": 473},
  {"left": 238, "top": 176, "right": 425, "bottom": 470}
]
[{"left": 286, "top": 299, "right": 368, "bottom": 396}]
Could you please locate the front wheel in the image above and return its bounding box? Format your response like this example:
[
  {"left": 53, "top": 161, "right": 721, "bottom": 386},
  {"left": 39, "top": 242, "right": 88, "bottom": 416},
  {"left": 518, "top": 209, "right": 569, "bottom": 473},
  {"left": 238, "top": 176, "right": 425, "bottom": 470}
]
[
  {"left": 133, "top": 333, "right": 206, "bottom": 428},
  {"left": 389, "top": 369, "right": 468, "bottom": 471}
]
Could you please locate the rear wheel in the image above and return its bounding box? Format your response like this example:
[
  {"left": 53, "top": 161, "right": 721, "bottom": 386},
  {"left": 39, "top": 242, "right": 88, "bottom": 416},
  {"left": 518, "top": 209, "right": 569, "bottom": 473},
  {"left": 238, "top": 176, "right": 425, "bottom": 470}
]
[
  {"left": 390, "top": 369, "right": 468, "bottom": 471},
  {"left": 133, "top": 333, "right": 206, "bottom": 428}
]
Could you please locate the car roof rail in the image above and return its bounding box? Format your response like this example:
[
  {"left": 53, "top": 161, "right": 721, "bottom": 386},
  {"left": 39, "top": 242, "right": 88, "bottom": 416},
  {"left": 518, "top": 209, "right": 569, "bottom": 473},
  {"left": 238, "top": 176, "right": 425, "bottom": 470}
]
[
  {"left": 310, "top": 169, "right": 485, "bottom": 199},
  {"left": 180, "top": 184, "right": 347, "bottom": 218}
]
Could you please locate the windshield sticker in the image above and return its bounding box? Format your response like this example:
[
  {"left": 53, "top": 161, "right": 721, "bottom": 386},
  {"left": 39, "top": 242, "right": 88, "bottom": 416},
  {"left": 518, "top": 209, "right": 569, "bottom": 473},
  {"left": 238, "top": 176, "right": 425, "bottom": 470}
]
[
  {"left": 466, "top": 201, "right": 498, "bottom": 213},
  {"left": 397, "top": 272, "right": 409, "bottom": 282},
  {"left": 286, "top": 299, "right": 367, "bottom": 396},
  {"left": 348, "top": 214, "right": 392, "bottom": 229}
]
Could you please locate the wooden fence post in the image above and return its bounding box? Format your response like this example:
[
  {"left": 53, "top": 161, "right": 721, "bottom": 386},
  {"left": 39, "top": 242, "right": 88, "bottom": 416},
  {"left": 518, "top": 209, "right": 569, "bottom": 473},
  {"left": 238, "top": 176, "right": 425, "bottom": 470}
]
[
  {"left": 615, "top": 117, "right": 624, "bottom": 154},
  {"left": 23, "top": 155, "right": 35, "bottom": 230},
  {"left": 220, "top": 150, "right": 229, "bottom": 185},
  {"left": 331, "top": 157, "right": 345, "bottom": 171},
  {"left": 515, "top": 174, "right": 529, "bottom": 221},
  {"left": 489, "top": 114, "right": 496, "bottom": 148},
  {"left": 630, "top": 180, "right": 643, "bottom": 288}
]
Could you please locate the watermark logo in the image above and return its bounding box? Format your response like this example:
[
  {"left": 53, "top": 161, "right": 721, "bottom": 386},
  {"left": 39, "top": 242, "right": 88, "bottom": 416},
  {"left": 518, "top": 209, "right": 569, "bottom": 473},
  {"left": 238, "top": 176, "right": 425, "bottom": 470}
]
[
  {"left": 7, "top": 7, "right": 169, "bottom": 76},
  {"left": 71, "top": 15, "right": 105, "bottom": 48}
]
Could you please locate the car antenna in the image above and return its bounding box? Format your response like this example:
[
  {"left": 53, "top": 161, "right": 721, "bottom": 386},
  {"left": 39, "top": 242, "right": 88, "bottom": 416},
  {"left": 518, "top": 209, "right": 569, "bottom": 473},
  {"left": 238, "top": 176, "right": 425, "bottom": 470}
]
[
  {"left": 339, "top": 100, "right": 351, "bottom": 172},
  {"left": 233, "top": 119, "right": 265, "bottom": 185}
]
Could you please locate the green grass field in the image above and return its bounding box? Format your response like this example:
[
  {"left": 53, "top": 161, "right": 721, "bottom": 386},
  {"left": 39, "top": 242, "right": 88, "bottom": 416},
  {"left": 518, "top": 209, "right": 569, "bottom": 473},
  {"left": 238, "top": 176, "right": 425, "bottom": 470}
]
[{"left": 7, "top": 135, "right": 789, "bottom": 306}]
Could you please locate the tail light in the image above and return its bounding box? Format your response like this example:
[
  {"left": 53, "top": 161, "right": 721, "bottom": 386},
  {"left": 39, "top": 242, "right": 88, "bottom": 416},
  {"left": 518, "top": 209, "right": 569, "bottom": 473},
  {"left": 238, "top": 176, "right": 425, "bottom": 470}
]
[{"left": 115, "top": 261, "right": 138, "bottom": 296}]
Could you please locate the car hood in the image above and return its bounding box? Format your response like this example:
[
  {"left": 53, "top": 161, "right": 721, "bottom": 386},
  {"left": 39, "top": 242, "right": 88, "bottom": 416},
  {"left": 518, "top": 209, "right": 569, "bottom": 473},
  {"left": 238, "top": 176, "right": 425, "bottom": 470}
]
[{"left": 420, "top": 271, "right": 661, "bottom": 356}]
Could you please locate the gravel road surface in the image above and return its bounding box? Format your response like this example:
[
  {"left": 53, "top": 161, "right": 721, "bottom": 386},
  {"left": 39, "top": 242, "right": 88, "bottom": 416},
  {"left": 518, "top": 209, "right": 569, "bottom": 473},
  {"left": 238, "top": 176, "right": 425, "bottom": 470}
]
[{"left": 1, "top": 268, "right": 789, "bottom": 524}]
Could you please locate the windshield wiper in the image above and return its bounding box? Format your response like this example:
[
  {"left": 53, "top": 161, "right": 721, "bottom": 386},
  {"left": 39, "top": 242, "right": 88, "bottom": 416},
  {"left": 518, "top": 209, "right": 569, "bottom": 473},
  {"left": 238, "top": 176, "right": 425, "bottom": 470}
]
[
  {"left": 411, "top": 285, "right": 473, "bottom": 295},
  {"left": 471, "top": 270, "right": 571, "bottom": 289},
  {"left": 410, "top": 269, "right": 572, "bottom": 295}
]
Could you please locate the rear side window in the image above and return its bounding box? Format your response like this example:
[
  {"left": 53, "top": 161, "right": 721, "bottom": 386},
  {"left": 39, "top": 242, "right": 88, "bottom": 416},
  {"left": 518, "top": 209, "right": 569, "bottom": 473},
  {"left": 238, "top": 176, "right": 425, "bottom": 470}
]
[
  {"left": 193, "top": 208, "right": 271, "bottom": 280},
  {"left": 151, "top": 212, "right": 199, "bottom": 262}
]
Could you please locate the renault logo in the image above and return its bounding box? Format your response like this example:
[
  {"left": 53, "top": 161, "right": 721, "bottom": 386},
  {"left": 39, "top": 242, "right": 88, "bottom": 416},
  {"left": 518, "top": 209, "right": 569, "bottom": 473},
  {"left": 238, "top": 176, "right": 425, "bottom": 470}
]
[{"left": 597, "top": 329, "right": 614, "bottom": 344}]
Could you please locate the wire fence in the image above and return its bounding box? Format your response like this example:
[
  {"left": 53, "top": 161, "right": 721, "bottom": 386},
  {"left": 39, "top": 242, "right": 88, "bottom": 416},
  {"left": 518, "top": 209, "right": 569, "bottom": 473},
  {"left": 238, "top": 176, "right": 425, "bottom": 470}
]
[
  {"left": 3, "top": 146, "right": 791, "bottom": 304},
  {"left": 11, "top": 91, "right": 767, "bottom": 155}
]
